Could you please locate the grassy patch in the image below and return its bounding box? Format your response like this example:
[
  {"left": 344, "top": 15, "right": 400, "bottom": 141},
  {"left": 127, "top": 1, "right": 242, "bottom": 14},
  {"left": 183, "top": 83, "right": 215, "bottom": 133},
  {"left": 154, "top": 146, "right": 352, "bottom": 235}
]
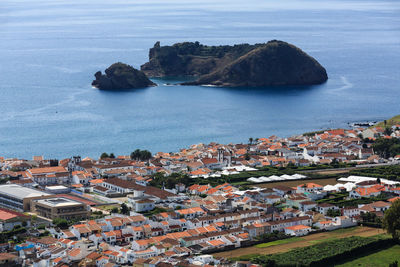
[
  {"left": 331, "top": 226, "right": 358, "bottom": 234},
  {"left": 373, "top": 114, "right": 400, "bottom": 128},
  {"left": 96, "top": 204, "right": 119, "bottom": 211},
  {"left": 255, "top": 237, "right": 302, "bottom": 248},
  {"left": 307, "top": 237, "right": 338, "bottom": 244},
  {"left": 139, "top": 207, "right": 168, "bottom": 217},
  {"left": 336, "top": 244, "right": 400, "bottom": 267},
  {"left": 231, "top": 253, "right": 261, "bottom": 262},
  {"left": 252, "top": 235, "right": 392, "bottom": 266}
]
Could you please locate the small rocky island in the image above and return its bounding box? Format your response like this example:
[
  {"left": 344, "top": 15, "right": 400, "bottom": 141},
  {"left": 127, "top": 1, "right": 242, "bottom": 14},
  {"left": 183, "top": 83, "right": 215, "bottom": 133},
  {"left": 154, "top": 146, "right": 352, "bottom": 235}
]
[
  {"left": 92, "top": 62, "right": 156, "bottom": 90},
  {"left": 141, "top": 40, "right": 328, "bottom": 87},
  {"left": 93, "top": 40, "right": 328, "bottom": 89}
]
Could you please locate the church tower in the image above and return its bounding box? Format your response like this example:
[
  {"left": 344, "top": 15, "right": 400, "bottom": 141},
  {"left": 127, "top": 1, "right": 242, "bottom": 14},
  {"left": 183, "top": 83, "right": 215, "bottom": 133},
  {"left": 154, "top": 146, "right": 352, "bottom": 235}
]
[{"left": 217, "top": 148, "right": 224, "bottom": 164}]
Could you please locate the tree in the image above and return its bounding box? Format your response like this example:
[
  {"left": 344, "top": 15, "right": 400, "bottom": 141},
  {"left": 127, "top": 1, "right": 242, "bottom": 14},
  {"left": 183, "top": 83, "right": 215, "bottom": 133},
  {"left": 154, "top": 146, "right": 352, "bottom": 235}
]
[
  {"left": 111, "top": 207, "right": 119, "bottom": 214},
  {"left": 52, "top": 218, "right": 69, "bottom": 228},
  {"left": 109, "top": 153, "right": 115, "bottom": 159},
  {"left": 384, "top": 127, "right": 393, "bottom": 136},
  {"left": 373, "top": 138, "right": 400, "bottom": 158},
  {"left": 248, "top": 137, "right": 254, "bottom": 145},
  {"left": 120, "top": 203, "right": 129, "bottom": 215},
  {"left": 100, "top": 152, "right": 109, "bottom": 159},
  {"left": 130, "top": 149, "right": 152, "bottom": 161},
  {"left": 383, "top": 200, "right": 400, "bottom": 241},
  {"left": 139, "top": 150, "right": 152, "bottom": 161},
  {"left": 326, "top": 208, "right": 341, "bottom": 217},
  {"left": 362, "top": 143, "right": 368, "bottom": 148},
  {"left": 330, "top": 158, "right": 339, "bottom": 167}
]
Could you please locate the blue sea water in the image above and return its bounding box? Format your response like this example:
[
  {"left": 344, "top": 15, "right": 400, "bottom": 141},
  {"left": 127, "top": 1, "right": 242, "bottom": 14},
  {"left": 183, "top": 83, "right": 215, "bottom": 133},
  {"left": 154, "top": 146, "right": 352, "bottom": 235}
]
[{"left": 0, "top": 0, "right": 399, "bottom": 159}]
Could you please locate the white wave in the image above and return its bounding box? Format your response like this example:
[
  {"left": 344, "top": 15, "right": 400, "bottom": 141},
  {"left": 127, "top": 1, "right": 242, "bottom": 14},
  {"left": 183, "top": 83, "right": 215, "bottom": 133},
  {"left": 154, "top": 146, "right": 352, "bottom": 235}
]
[{"left": 328, "top": 76, "right": 353, "bottom": 94}]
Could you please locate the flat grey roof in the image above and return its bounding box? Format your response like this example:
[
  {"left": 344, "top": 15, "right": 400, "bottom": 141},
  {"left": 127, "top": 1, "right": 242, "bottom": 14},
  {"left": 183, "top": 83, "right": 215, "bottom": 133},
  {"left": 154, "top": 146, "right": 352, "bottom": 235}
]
[
  {"left": 35, "top": 197, "right": 81, "bottom": 207},
  {"left": 0, "top": 184, "right": 50, "bottom": 200}
]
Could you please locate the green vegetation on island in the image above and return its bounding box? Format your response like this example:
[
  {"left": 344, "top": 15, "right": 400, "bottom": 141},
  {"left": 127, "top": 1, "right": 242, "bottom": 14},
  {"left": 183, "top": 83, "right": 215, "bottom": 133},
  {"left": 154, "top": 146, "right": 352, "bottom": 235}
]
[{"left": 141, "top": 40, "right": 328, "bottom": 87}]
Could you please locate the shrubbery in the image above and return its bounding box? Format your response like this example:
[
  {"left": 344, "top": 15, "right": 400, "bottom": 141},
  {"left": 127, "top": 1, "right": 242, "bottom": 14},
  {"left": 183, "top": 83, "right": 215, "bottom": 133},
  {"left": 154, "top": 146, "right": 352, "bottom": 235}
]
[
  {"left": 250, "top": 236, "right": 392, "bottom": 267},
  {"left": 349, "top": 165, "right": 400, "bottom": 182}
]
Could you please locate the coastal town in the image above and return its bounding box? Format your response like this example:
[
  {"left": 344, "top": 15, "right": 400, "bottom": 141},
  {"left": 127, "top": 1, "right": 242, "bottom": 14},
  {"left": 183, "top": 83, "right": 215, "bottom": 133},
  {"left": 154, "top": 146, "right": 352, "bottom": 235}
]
[{"left": 0, "top": 124, "right": 400, "bottom": 266}]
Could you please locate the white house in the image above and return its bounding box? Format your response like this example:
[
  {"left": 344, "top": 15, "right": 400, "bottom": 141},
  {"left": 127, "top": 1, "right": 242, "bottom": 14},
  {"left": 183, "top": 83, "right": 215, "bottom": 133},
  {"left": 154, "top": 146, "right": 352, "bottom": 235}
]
[
  {"left": 342, "top": 207, "right": 360, "bottom": 218},
  {"left": 135, "top": 199, "right": 155, "bottom": 212},
  {"left": 284, "top": 225, "right": 311, "bottom": 236}
]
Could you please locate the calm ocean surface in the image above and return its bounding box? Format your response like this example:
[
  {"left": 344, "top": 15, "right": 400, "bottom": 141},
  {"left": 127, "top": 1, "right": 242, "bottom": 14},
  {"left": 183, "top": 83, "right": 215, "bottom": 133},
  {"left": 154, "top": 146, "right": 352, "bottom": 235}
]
[{"left": 0, "top": 0, "right": 399, "bottom": 158}]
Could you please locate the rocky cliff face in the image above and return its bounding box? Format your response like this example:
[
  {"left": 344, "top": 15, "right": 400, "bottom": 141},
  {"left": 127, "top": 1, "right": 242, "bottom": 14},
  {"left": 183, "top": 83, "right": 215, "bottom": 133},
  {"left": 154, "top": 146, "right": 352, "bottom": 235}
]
[
  {"left": 140, "top": 41, "right": 264, "bottom": 77},
  {"left": 92, "top": 62, "right": 156, "bottom": 90},
  {"left": 141, "top": 40, "right": 328, "bottom": 87}
]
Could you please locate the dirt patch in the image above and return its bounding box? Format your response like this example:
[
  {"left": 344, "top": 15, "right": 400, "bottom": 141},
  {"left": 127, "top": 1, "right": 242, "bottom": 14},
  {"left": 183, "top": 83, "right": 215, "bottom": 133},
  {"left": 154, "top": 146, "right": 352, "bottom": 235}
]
[{"left": 213, "top": 227, "right": 384, "bottom": 258}]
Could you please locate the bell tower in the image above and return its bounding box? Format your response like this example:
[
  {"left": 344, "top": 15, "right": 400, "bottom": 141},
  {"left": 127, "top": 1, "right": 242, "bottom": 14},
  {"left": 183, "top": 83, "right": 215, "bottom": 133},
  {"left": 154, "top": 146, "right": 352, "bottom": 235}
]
[{"left": 217, "top": 148, "right": 224, "bottom": 163}]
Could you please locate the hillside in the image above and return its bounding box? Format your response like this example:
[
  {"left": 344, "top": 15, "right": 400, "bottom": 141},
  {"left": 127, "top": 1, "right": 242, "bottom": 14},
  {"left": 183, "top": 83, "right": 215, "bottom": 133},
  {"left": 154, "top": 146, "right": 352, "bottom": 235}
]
[
  {"left": 184, "top": 40, "right": 328, "bottom": 87},
  {"left": 373, "top": 114, "right": 400, "bottom": 128},
  {"left": 141, "top": 40, "right": 328, "bottom": 87}
]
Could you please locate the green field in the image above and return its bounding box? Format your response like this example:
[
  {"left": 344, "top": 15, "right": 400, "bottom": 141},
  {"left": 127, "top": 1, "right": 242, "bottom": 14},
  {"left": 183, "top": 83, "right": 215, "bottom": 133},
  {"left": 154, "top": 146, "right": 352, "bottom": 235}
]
[
  {"left": 373, "top": 114, "right": 400, "bottom": 128},
  {"left": 336, "top": 245, "right": 400, "bottom": 267},
  {"left": 255, "top": 237, "right": 302, "bottom": 248}
]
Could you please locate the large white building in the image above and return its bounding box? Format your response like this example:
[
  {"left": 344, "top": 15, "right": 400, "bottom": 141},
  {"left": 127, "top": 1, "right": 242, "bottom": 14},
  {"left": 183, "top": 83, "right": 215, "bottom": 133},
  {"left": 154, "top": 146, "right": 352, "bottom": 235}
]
[{"left": 0, "top": 184, "right": 50, "bottom": 211}]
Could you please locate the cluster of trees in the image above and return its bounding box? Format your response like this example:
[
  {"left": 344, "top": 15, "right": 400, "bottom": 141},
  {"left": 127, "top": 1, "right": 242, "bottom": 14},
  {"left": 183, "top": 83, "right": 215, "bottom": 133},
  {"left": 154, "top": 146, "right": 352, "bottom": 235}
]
[
  {"left": 130, "top": 149, "right": 152, "bottom": 161},
  {"left": 52, "top": 218, "right": 70, "bottom": 229},
  {"left": 317, "top": 193, "right": 390, "bottom": 207},
  {"left": 100, "top": 152, "right": 116, "bottom": 159},
  {"left": 150, "top": 172, "right": 191, "bottom": 189},
  {"left": 172, "top": 41, "right": 264, "bottom": 58},
  {"left": 326, "top": 208, "right": 341, "bottom": 217},
  {"left": 361, "top": 212, "right": 382, "bottom": 227},
  {"left": 372, "top": 138, "right": 400, "bottom": 159},
  {"left": 349, "top": 165, "right": 400, "bottom": 182},
  {"left": 383, "top": 199, "right": 400, "bottom": 241},
  {"left": 0, "top": 225, "right": 28, "bottom": 243},
  {"left": 99, "top": 149, "right": 152, "bottom": 161},
  {"left": 111, "top": 203, "right": 130, "bottom": 215}
]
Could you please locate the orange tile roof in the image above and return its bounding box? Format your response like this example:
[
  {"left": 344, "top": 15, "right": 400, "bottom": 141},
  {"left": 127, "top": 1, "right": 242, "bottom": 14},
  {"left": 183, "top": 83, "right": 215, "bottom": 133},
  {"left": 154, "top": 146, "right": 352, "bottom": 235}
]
[
  {"left": 29, "top": 166, "right": 67, "bottom": 174},
  {"left": 355, "top": 185, "right": 385, "bottom": 196},
  {"left": 205, "top": 225, "right": 217, "bottom": 232},
  {"left": 53, "top": 257, "right": 62, "bottom": 263},
  {"left": 237, "top": 233, "right": 249, "bottom": 239},
  {"left": 318, "top": 220, "right": 333, "bottom": 224},
  {"left": 285, "top": 225, "right": 311, "bottom": 231},
  {"left": 298, "top": 183, "right": 323, "bottom": 189},
  {"left": 69, "top": 248, "right": 81, "bottom": 257},
  {"left": 208, "top": 239, "right": 225, "bottom": 246},
  {"left": 388, "top": 197, "right": 400, "bottom": 203},
  {"left": 90, "top": 179, "right": 104, "bottom": 184},
  {"left": 0, "top": 210, "right": 21, "bottom": 221},
  {"left": 135, "top": 239, "right": 151, "bottom": 246}
]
